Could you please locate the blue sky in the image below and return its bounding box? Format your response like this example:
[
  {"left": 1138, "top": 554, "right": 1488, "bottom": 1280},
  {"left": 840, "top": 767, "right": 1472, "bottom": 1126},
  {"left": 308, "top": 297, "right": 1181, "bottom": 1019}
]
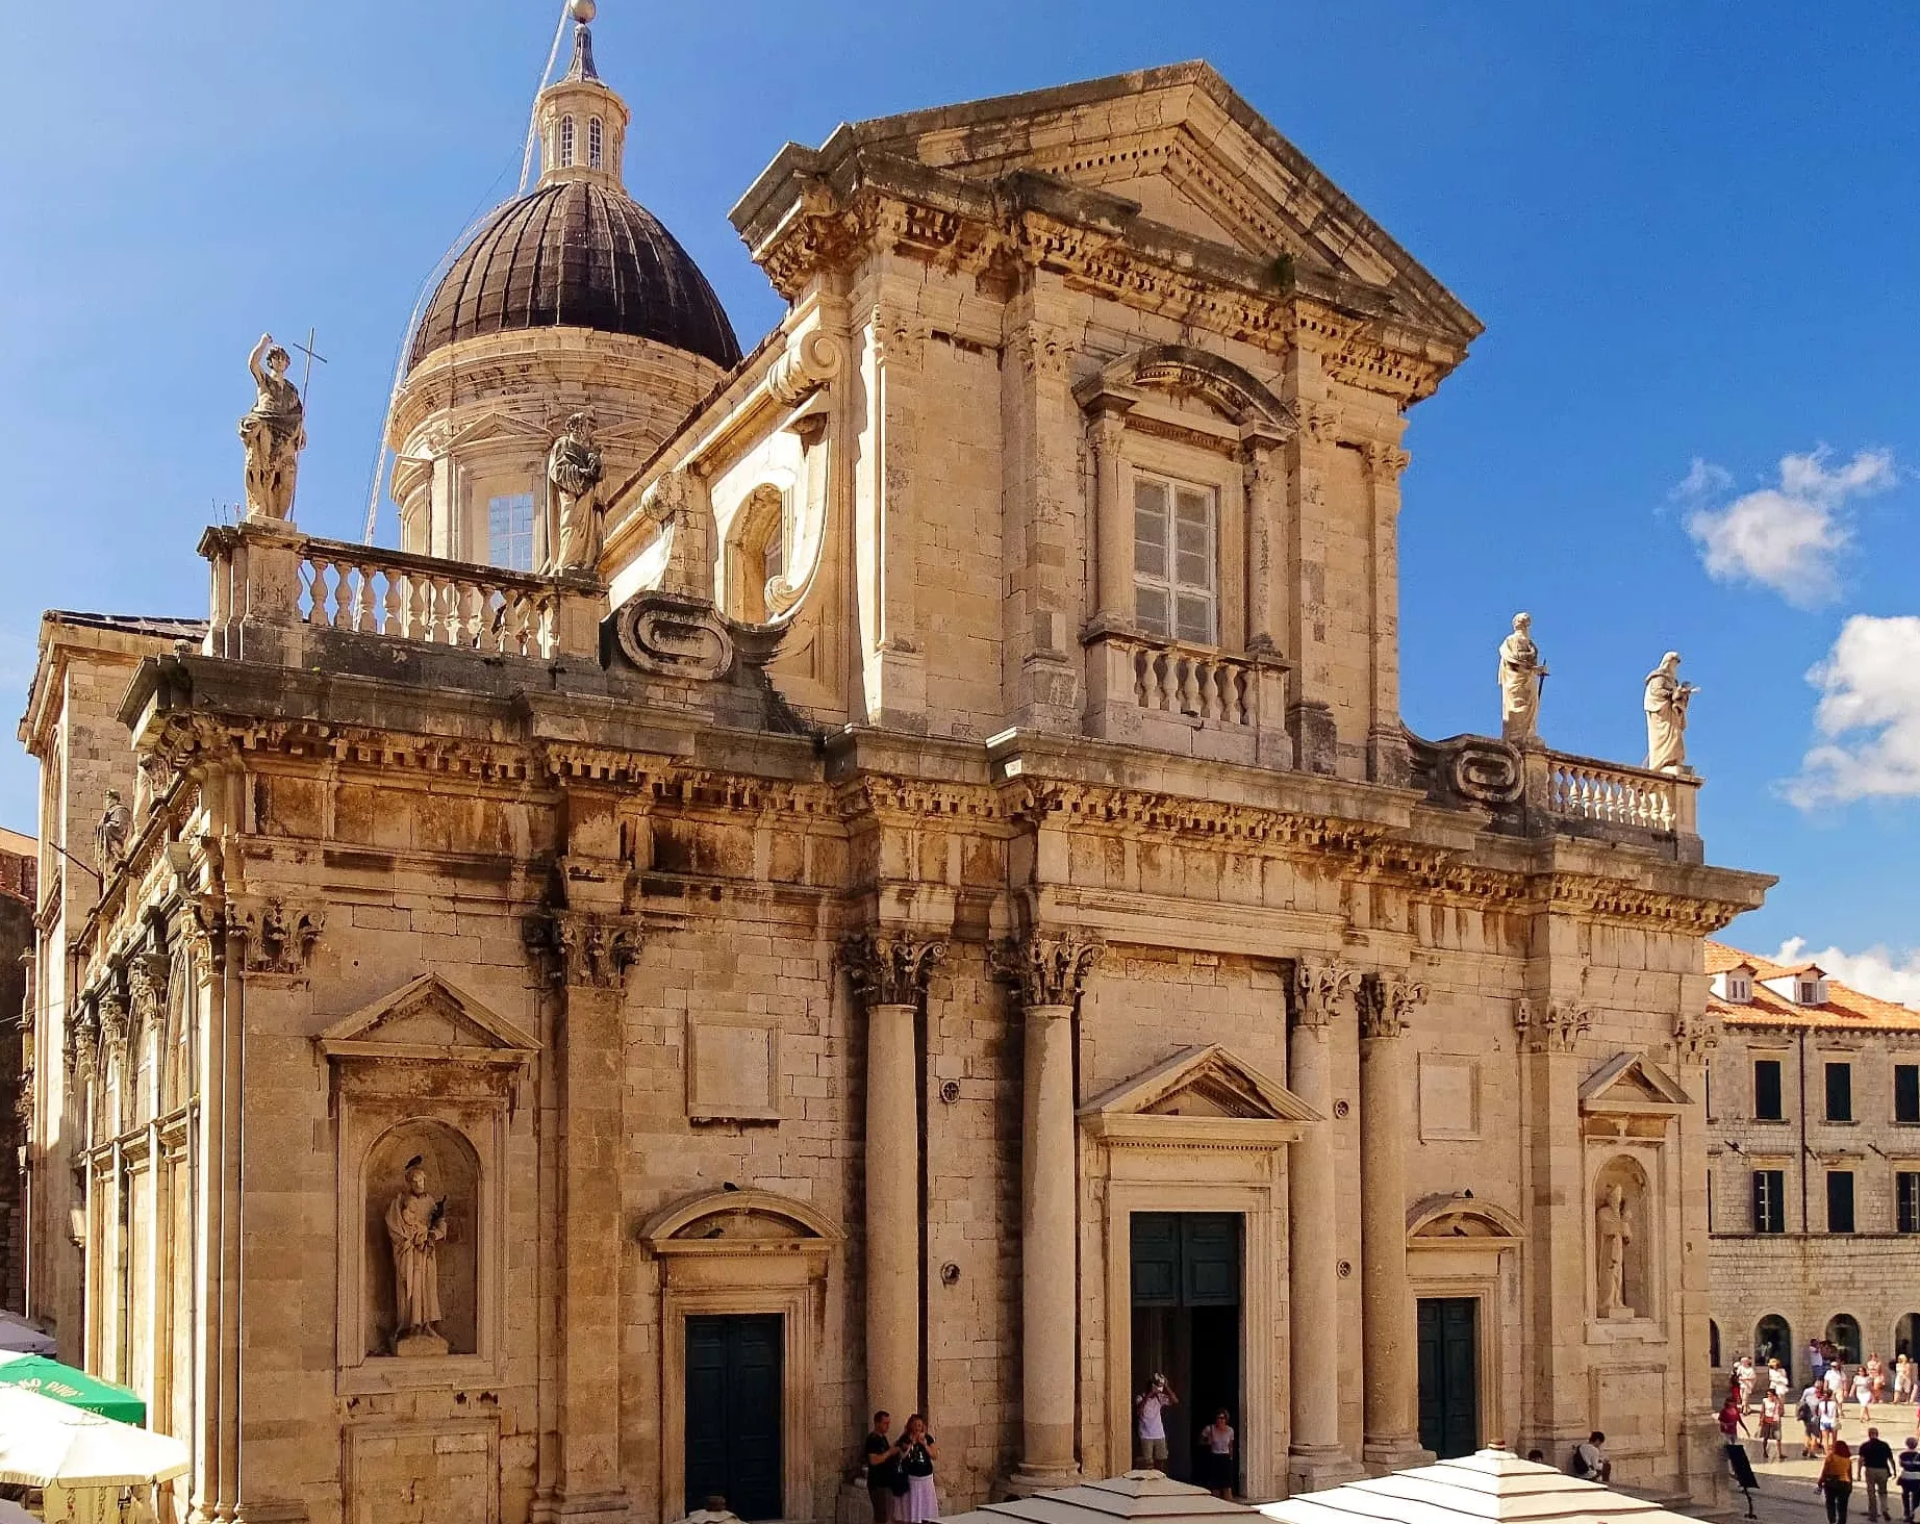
[{"left": 3, "top": 2, "right": 1917, "bottom": 992}]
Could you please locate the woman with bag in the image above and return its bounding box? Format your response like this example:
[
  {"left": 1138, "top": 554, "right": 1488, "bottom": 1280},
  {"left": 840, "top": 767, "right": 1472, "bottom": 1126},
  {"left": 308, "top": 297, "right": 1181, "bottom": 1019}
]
[
  {"left": 1817, "top": 1439, "right": 1855, "bottom": 1523},
  {"left": 897, "top": 1414, "right": 939, "bottom": 1523}
]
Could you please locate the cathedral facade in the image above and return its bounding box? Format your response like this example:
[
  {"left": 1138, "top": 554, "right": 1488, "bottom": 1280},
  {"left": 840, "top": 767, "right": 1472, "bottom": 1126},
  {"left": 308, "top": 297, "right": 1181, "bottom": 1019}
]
[{"left": 21, "top": 19, "right": 1770, "bottom": 1524}]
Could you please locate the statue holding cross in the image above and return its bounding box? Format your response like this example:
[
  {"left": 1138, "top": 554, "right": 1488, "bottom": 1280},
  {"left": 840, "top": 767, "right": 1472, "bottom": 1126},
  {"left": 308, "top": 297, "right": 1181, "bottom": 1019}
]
[{"left": 239, "top": 332, "right": 308, "bottom": 521}]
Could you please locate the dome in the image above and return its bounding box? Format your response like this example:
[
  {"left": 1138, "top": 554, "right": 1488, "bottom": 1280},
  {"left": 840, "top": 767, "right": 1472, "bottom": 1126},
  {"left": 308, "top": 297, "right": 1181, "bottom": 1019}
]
[{"left": 407, "top": 179, "right": 742, "bottom": 372}]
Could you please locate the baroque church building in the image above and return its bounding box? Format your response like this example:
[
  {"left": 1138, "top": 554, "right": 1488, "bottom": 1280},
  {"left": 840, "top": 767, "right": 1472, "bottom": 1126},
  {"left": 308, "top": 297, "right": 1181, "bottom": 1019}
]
[{"left": 22, "top": 15, "right": 1771, "bottom": 1524}]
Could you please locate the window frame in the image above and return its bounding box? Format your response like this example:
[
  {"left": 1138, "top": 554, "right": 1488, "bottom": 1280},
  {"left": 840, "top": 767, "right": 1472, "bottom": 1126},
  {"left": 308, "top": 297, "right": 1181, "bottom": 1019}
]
[
  {"left": 1896, "top": 1064, "right": 1920, "bottom": 1126},
  {"left": 588, "top": 116, "right": 604, "bottom": 169},
  {"left": 1131, "top": 470, "right": 1219, "bottom": 646},
  {"left": 1898, "top": 1171, "right": 1920, "bottom": 1234},
  {"left": 1825, "top": 1060, "right": 1854, "bottom": 1123},
  {"left": 486, "top": 491, "right": 536, "bottom": 573},
  {"left": 1753, "top": 1058, "right": 1785, "bottom": 1122},
  {"left": 560, "top": 115, "right": 576, "bottom": 167},
  {"left": 1826, "top": 1169, "right": 1856, "bottom": 1234},
  {"left": 1752, "top": 1169, "right": 1786, "bottom": 1234}
]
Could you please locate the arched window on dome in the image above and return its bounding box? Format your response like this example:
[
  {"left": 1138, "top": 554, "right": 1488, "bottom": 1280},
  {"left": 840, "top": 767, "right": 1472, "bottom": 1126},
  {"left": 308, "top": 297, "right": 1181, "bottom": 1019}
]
[
  {"left": 589, "top": 117, "right": 603, "bottom": 169},
  {"left": 560, "top": 115, "right": 576, "bottom": 168}
]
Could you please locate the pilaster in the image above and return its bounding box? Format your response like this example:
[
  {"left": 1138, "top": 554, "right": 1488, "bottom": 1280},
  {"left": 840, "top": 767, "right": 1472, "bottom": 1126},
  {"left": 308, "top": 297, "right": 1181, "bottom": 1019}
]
[{"left": 1360, "top": 441, "right": 1411, "bottom": 787}]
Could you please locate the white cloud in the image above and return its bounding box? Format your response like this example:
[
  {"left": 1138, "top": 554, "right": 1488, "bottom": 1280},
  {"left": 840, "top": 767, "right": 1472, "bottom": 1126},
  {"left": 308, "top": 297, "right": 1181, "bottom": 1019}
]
[
  {"left": 1678, "top": 446, "right": 1895, "bottom": 605},
  {"left": 1785, "top": 613, "right": 1920, "bottom": 806},
  {"left": 1774, "top": 936, "right": 1920, "bottom": 1009}
]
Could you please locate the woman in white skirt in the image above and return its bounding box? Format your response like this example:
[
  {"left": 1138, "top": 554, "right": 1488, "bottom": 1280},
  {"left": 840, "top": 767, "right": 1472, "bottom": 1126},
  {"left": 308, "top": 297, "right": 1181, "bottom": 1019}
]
[{"left": 895, "top": 1414, "right": 939, "bottom": 1522}]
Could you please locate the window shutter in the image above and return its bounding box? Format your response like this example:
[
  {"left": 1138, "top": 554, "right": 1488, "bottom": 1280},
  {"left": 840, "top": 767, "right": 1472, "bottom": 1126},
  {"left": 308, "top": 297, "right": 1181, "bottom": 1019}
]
[
  {"left": 1827, "top": 1171, "right": 1855, "bottom": 1233},
  {"left": 1751, "top": 1171, "right": 1766, "bottom": 1232},
  {"left": 1754, "top": 1060, "right": 1783, "bottom": 1121},
  {"left": 1825, "top": 1062, "right": 1853, "bottom": 1122},
  {"left": 1897, "top": 1065, "right": 1920, "bottom": 1125}
]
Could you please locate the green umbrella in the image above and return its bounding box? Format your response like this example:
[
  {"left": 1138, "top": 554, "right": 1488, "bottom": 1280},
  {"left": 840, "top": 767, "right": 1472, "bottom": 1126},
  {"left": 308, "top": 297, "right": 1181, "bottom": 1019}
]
[{"left": 0, "top": 1355, "right": 144, "bottom": 1424}]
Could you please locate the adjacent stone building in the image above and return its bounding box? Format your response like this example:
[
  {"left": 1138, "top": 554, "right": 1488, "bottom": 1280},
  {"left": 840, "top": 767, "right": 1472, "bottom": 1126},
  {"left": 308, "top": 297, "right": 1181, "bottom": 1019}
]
[
  {"left": 1705, "top": 941, "right": 1920, "bottom": 1384},
  {"left": 21, "top": 19, "right": 1772, "bottom": 1524},
  {"left": 0, "top": 826, "right": 36, "bottom": 1311}
]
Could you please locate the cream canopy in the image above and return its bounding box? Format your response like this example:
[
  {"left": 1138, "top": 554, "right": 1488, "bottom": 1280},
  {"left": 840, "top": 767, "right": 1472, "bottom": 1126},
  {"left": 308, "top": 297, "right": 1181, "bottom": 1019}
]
[
  {"left": 0, "top": 1389, "right": 190, "bottom": 1488},
  {"left": 942, "top": 1469, "right": 1254, "bottom": 1524}
]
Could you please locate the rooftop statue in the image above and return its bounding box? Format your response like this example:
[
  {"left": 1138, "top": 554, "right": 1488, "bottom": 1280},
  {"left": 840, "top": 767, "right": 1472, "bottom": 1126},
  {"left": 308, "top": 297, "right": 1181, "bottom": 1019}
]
[
  {"left": 1643, "top": 651, "right": 1697, "bottom": 773},
  {"left": 239, "top": 333, "right": 306, "bottom": 521},
  {"left": 1496, "top": 612, "right": 1547, "bottom": 745},
  {"left": 546, "top": 412, "right": 606, "bottom": 575}
]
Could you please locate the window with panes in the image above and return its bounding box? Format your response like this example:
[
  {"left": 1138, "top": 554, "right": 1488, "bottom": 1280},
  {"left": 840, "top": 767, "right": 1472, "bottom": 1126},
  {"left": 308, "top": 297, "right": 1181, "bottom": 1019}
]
[
  {"left": 589, "top": 116, "right": 604, "bottom": 168},
  {"left": 1132, "top": 474, "right": 1217, "bottom": 644},
  {"left": 560, "top": 115, "right": 576, "bottom": 167},
  {"left": 1898, "top": 1172, "right": 1920, "bottom": 1234},
  {"left": 1751, "top": 1169, "right": 1785, "bottom": 1233},
  {"left": 488, "top": 492, "right": 535, "bottom": 572}
]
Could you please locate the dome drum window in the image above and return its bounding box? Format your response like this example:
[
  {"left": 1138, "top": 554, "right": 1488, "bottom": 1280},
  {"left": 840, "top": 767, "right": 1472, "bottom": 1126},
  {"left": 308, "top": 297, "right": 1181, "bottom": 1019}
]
[
  {"left": 589, "top": 117, "right": 604, "bottom": 168},
  {"left": 560, "top": 115, "right": 576, "bottom": 167}
]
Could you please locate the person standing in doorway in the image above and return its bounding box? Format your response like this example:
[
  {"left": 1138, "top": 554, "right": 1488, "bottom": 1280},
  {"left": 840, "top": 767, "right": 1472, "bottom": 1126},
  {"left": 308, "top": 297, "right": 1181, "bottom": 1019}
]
[
  {"left": 1860, "top": 1428, "right": 1896, "bottom": 1521},
  {"left": 896, "top": 1415, "right": 938, "bottom": 1523},
  {"left": 1135, "top": 1374, "right": 1178, "bottom": 1470},
  {"left": 1819, "top": 1440, "right": 1856, "bottom": 1523},
  {"left": 1198, "top": 1409, "right": 1236, "bottom": 1499},
  {"left": 1895, "top": 1436, "right": 1920, "bottom": 1523},
  {"left": 863, "top": 1412, "right": 901, "bottom": 1524}
]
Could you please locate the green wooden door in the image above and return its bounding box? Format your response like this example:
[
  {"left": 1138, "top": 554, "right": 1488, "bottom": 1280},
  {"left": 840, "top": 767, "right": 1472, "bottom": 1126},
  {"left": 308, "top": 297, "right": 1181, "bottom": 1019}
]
[
  {"left": 1416, "top": 1298, "right": 1479, "bottom": 1460},
  {"left": 686, "top": 1314, "right": 783, "bottom": 1519}
]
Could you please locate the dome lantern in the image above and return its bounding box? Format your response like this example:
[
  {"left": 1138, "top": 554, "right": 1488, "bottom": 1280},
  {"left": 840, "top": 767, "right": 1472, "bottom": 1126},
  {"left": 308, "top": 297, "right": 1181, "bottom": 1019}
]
[{"left": 534, "top": 0, "right": 629, "bottom": 187}]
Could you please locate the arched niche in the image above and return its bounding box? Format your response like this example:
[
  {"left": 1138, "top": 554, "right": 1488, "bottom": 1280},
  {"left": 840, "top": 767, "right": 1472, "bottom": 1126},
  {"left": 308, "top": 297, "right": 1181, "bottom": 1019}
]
[{"left": 362, "top": 1118, "right": 481, "bottom": 1358}]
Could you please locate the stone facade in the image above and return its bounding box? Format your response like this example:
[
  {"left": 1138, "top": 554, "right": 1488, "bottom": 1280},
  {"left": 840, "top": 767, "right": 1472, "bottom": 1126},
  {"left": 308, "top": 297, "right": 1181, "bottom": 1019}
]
[
  {"left": 1704, "top": 942, "right": 1920, "bottom": 1384},
  {"left": 19, "top": 46, "right": 1772, "bottom": 1524},
  {"left": 0, "top": 827, "right": 36, "bottom": 1311}
]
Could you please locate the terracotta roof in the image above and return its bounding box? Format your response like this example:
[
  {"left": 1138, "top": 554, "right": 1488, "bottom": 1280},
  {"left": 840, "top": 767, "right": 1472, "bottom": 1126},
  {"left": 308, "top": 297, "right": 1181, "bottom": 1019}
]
[{"left": 1705, "top": 939, "right": 1920, "bottom": 1031}]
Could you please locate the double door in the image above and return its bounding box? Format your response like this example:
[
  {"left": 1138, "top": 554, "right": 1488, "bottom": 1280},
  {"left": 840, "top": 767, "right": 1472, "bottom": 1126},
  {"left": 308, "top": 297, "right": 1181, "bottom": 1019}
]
[
  {"left": 1416, "top": 1297, "right": 1479, "bottom": 1460},
  {"left": 685, "top": 1314, "right": 783, "bottom": 1520}
]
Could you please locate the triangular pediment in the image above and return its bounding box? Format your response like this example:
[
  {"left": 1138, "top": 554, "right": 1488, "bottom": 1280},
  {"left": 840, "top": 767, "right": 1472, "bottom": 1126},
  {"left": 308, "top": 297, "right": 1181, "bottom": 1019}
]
[
  {"left": 846, "top": 62, "right": 1480, "bottom": 345},
  {"left": 1081, "top": 1044, "right": 1321, "bottom": 1124},
  {"left": 318, "top": 973, "right": 540, "bottom": 1064},
  {"left": 438, "top": 411, "right": 547, "bottom": 454},
  {"left": 1579, "top": 1052, "right": 1691, "bottom": 1112}
]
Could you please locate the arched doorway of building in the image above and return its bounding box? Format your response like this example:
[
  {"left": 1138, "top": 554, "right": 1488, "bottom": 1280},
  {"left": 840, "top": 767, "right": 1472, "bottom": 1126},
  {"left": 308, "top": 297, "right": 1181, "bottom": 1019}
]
[
  {"left": 1895, "top": 1313, "right": 1920, "bottom": 1359},
  {"left": 1710, "top": 1320, "right": 1722, "bottom": 1371},
  {"left": 1827, "top": 1314, "right": 1863, "bottom": 1367},
  {"left": 1756, "top": 1314, "right": 1793, "bottom": 1381}
]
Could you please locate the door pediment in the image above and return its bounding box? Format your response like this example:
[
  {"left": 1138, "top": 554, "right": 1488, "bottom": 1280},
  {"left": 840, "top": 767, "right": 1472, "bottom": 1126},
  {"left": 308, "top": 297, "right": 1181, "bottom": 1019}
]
[
  {"left": 1579, "top": 1052, "right": 1692, "bottom": 1115},
  {"left": 1082, "top": 1044, "right": 1319, "bottom": 1149},
  {"left": 317, "top": 973, "right": 540, "bottom": 1065}
]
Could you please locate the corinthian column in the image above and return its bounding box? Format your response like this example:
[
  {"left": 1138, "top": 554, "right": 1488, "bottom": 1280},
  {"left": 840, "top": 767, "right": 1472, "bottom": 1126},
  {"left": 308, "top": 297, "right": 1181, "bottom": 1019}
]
[
  {"left": 846, "top": 932, "right": 944, "bottom": 1424},
  {"left": 1359, "top": 972, "right": 1429, "bottom": 1472},
  {"left": 996, "top": 932, "right": 1102, "bottom": 1492},
  {"left": 1288, "top": 961, "right": 1361, "bottom": 1491}
]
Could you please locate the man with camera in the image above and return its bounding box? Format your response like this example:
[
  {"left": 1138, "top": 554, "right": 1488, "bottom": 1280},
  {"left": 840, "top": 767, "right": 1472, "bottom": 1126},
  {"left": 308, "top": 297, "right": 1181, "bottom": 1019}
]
[{"left": 1135, "top": 1374, "right": 1179, "bottom": 1470}]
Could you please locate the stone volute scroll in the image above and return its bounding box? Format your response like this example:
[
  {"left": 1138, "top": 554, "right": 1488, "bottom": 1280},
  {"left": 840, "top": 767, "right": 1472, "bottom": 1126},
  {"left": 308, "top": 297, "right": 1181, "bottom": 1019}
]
[
  {"left": 239, "top": 333, "right": 307, "bottom": 522},
  {"left": 1643, "top": 650, "right": 1697, "bottom": 773},
  {"left": 1497, "top": 612, "right": 1548, "bottom": 746},
  {"left": 546, "top": 411, "right": 607, "bottom": 575}
]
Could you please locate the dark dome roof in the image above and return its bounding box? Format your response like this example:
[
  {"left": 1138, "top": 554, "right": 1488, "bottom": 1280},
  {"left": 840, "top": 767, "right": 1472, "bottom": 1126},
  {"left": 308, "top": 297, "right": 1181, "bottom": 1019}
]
[{"left": 408, "top": 179, "right": 742, "bottom": 372}]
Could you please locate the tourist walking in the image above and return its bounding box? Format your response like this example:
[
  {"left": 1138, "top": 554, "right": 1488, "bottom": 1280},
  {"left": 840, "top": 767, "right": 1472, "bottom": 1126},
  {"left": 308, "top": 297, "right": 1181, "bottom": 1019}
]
[
  {"left": 1895, "top": 1356, "right": 1913, "bottom": 1405},
  {"left": 896, "top": 1415, "right": 939, "bottom": 1523},
  {"left": 1895, "top": 1436, "right": 1920, "bottom": 1523},
  {"left": 1859, "top": 1428, "right": 1895, "bottom": 1521},
  {"left": 1719, "top": 1394, "right": 1750, "bottom": 1447},
  {"left": 1759, "top": 1388, "right": 1785, "bottom": 1460},
  {"left": 1871, "top": 1355, "right": 1887, "bottom": 1406},
  {"left": 1738, "top": 1356, "right": 1758, "bottom": 1411},
  {"left": 1134, "top": 1374, "right": 1178, "bottom": 1469},
  {"left": 1857, "top": 1369, "right": 1876, "bottom": 1420},
  {"left": 1821, "top": 1389, "right": 1844, "bottom": 1455},
  {"left": 1198, "top": 1409, "right": 1236, "bottom": 1500},
  {"left": 1802, "top": 1384, "right": 1826, "bottom": 1458},
  {"left": 1774, "top": 1359, "right": 1794, "bottom": 1401},
  {"left": 863, "top": 1411, "right": 901, "bottom": 1524},
  {"left": 1819, "top": 1440, "right": 1856, "bottom": 1523}
]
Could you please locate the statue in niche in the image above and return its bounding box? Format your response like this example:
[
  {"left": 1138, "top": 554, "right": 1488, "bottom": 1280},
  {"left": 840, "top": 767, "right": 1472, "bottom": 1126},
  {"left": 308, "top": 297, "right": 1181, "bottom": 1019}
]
[
  {"left": 93, "top": 788, "right": 132, "bottom": 872},
  {"left": 1497, "top": 612, "right": 1548, "bottom": 745},
  {"left": 1643, "top": 651, "right": 1697, "bottom": 773},
  {"left": 1595, "top": 1181, "right": 1634, "bottom": 1319},
  {"left": 239, "top": 334, "right": 306, "bottom": 521},
  {"left": 385, "top": 1156, "right": 450, "bottom": 1356},
  {"left": 546, "top": 412, "right": 606, "bottom": 575}
]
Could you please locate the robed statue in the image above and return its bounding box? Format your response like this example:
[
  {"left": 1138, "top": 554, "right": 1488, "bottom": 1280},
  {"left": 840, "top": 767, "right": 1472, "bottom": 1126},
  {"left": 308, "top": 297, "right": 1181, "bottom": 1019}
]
[
  {"left": 1595, "top": 1181, "right": 1633, "bottom": 1318},
  {"left": 1497, "top": 612, "right": 1548, "bottom": 744},
  {"left": 385, "top": 1158, "right": 449, "bottom": 1355},
  {"left": 93, "top": 788, "right": 132, "bottom": 873},
  {"left": 239, "top": 333, "right": 306, "bottom": 521},
  {"left": 547, "top": 412, "right": 606, "bottom": 574},
  {"left": 1643, "top": 651, "right": 1697, "bottom": 773}
]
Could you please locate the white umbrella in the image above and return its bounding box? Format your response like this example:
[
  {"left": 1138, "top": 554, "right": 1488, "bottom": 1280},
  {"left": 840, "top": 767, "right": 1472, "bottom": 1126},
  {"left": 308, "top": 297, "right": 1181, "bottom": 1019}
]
[{"left": 0, "top": 1389, "right": 189, "bottom": 1488}]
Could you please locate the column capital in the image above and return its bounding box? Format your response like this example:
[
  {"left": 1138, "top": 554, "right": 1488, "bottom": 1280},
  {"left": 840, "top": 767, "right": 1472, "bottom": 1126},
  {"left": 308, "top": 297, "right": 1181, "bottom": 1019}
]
[
  {"left": 842, "top": 930, "right": 945, "bottom": 1006},
  {"left": 993, "top": 931, "right": 1102, "bottom": 1009},
  {"left": 1672, "top": 1008, "right": 1721, "bottom": 1066},
  {"left": 1359, "top": 972, "right": 1426, "bottom": 1041},
  {"left": 525, "top": 908, "right": 642, "bottom": 991},
  {"left": 1514, "top": 998, "right": 1590, "bottom": 1054},
  {"left": 1361, "top": 440, "right": 1412, "bottom": 483},
  {"left": 1292, "top": 958, "right": 1359, "bottom": 1032}
]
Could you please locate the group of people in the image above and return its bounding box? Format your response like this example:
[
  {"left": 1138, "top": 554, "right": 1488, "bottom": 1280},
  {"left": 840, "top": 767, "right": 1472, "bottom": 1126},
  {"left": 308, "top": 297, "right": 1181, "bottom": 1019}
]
[
  {"left": 863, "top": 1412, "right": 940, "bottom": 1523},
  {"left": 1810, "top": 1432, "right": 1920, "bottom": 1523},
  {"left": 1132, "top": 1375, "right": 1238, "bottom": 1499}
]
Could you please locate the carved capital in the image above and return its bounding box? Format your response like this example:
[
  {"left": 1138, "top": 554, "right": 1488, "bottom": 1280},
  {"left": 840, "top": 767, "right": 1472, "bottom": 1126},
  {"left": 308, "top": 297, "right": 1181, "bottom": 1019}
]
[
  {"left": 128, "top": 952, "right": 170, "bottom": 1028},
  {"left": 842, "top": 931, "right": 944, "bottom": 1007},
  {"left": 1672, "top": 1009, "right": 1721, "bottom": 1066},
  {"left": 235, "top": 897, "right": 324, "bottom": 976},
  {"left": 1515, "top": 998, "right": 1590, "bottom": 1054},
  {"left": 1241, "top": 438, "right": 1281, "bottom": 499},
  {"left": 1362, "top": 441, "right": 1412, "bottom": 482},
  {"left": 525, "top": 908, "right": 643, "bottom": 992},
  {"left": 1302, "top": 402, "right": 1344, "bottom": 447},
  {"left": 14, "top": 1063, "right": 32, "bottom": 1129},
  {"left": 1359, "top": 973, "right": 1426, "bottom": 1040},
  {"left": 64, "top": 1003, "right": 99, "bottom": 1077},
  {"left": 1012, "top": 323, "right": 1072, "bottom": 384},
  {"left": 993, "top": 932, "right": 1102, "bottom": 1009},
  {"left": 1292, "top": 959, "right": 1360, "bottom": 1031},
  {"left": 97, "top": 990, "right": 130, "bottom": 1062}
]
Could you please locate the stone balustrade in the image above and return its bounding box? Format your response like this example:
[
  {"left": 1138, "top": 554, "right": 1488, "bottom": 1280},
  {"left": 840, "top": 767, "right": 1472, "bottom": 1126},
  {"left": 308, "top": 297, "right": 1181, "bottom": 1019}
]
[
  {"left": 1082, "top": 629, "right": 1290, "bottom": 767},
  {"left": 199, "top": 520, "right": 605, "bottom": 665},
  {"left": 1535, "top": 749, "right": 1699, "bottom": 838}
]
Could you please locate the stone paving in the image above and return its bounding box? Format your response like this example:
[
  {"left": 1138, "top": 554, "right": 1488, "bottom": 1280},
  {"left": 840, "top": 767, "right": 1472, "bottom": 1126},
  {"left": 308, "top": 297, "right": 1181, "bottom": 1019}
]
[{"left": 1716, "top": 1407, "right": 1920, "bottom": 1523}]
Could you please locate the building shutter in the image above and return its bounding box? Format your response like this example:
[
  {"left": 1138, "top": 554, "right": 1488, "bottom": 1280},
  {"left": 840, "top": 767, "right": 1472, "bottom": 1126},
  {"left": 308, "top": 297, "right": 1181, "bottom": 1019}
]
[
  {"left": 1827, "top": 1171, "right": 1855, "bottom": 1233},
  {"left": 1754, "top": 1060, "right": 1783, "bottom": 1121},
  {"left": 1896, "top": 1065, "right": 1920, "bottom": 1125},
  {"left": 1825, "top": 1062, "right": 1853, "bottom": 1123}
]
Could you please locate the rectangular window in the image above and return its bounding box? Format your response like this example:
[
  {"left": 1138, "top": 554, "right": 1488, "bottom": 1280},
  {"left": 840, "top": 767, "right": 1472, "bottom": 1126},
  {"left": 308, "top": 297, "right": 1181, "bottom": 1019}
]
[
  {"left": 1826, "top": 1061, "right": 1853, "bottom": 1122},
  {"left": 1753, "top": 1059, "right": 1784, "bottom": 1121},
  {"left": 1752, "top": 1169, "right": 1785, "bottom": 1234},
  {"left": 1896, "top": 1064, "right": 1920, "bottom": 1125},
  {"left": 1898, "top": 1173, "right": 1920, "bottom": 1234},
  {"left": 1133, "top": 475, "right": 1217, "bottom": 645},
  {"left": 1827, "top": 1170, "right": 1855, "bottom": 1233},
  {"left": 488, "top": 492, "right": 535, "bottom": 572}
]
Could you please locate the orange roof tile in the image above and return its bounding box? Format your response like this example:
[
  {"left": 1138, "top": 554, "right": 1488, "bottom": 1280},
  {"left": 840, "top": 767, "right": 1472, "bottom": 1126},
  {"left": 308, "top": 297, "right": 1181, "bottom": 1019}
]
[{"left": 1705, "top": 940, "right": 1920, "bottom": 1032}]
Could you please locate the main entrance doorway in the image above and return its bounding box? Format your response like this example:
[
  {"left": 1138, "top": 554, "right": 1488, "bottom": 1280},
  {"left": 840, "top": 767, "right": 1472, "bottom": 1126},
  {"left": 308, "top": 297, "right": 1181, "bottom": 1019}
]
[
  {"left": 1130, "top": 1213, "right": 1241, "bottom": 1486},
  {"left": 686, "top": 1313, "right": 783, "bottom": 1519},
  {"left": 1416, "top": 1297, "right": 1480, "bottom": 1460}
]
